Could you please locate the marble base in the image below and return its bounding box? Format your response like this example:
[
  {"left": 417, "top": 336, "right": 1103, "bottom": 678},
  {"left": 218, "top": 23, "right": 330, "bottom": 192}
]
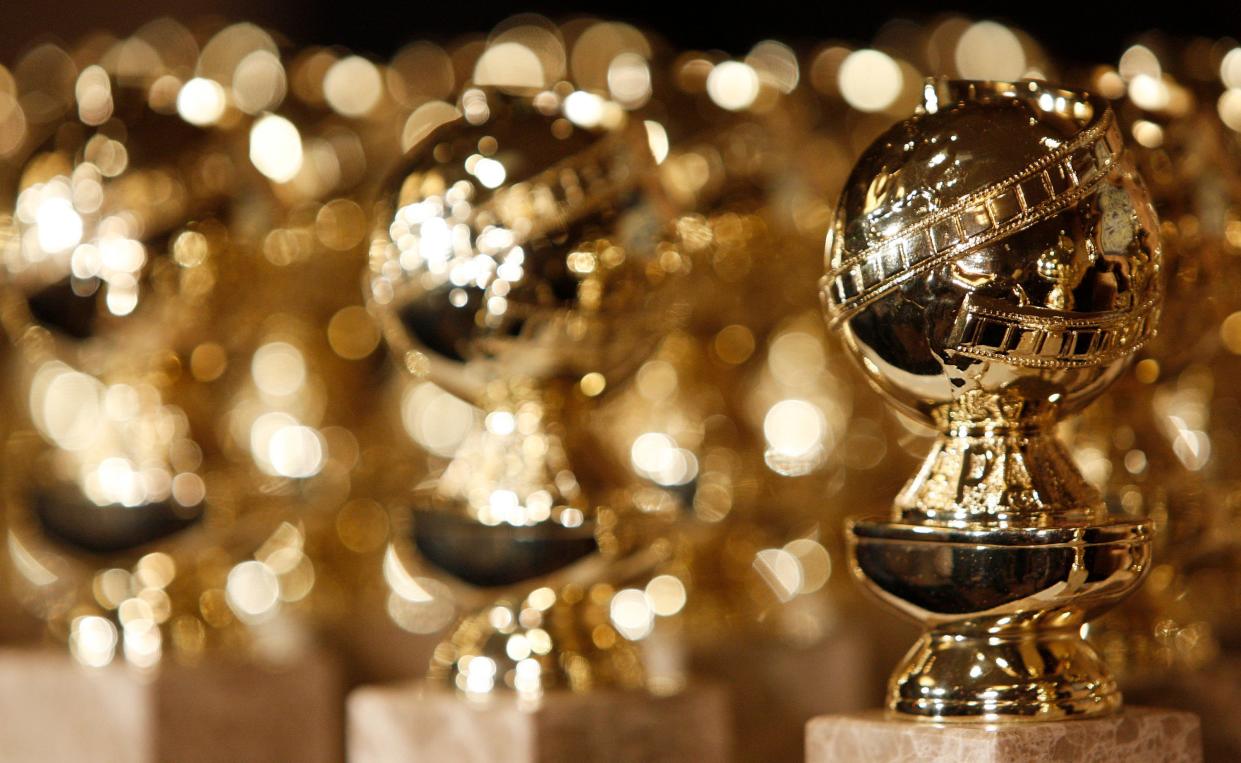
[
  {"left": 347, "top": 682, "right": 730, "bottom": 763},
  {"left": 805, "top": 707, "right": 1202, "bottom": 763},
  {"left": 0, "top": 647, "right": 343, "bottom": 763}
]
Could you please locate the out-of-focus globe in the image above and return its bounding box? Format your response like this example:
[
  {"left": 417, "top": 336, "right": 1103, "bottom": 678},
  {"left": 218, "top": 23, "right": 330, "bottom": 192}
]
[
  {"left": 1, "top": 79, "right": 237, "bottom": 341},
  {"left": 823, "top": 80, "right": 1162, "bottom": 424},
  {"left": 365, "top": 88, "right": 668, "bottom": 404}
]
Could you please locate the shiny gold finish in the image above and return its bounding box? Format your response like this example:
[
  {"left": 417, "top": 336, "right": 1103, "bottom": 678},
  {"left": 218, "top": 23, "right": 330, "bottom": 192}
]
[
  {"left": 1076, "top": 51, "right": 1241, "bottom": 688},
  {"left": 6, "top": 17, "right": 1237, "bottom": 759},
  {"left": 0, "top": 53, "right": 260, "bottom": 662},
  {"left": 367, "top": 86, "right": 680, "bottom": 693},
  {"left": 824, "top": 79, "right": 1163, "bottom": 721},
  {"left": 0, "top": 26, "right": 385, "bottom": 666}
]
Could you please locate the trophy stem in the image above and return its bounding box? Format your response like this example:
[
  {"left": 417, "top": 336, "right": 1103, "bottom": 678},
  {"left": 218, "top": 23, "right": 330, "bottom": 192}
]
[
  {"left": 411, "top": 378, "right": 664, "bottom": 694},
  {"left": 428, "top": 585, "right": 646, "bottom": 696},
  {"left": 899, "top": 407, "right": 1104, "bottom": 528},
  {"left": 424, "top": 378, "right": 591, "bottom": 528}
]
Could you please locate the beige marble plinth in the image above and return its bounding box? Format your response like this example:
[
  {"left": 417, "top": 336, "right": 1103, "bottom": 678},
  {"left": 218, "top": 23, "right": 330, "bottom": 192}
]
[
  {"left": 0, "top": 647, "right": 343, "bottom": 763},
  {"left": 806, "top": 707, "right": 1202, "bottom": 763},
  {"left": 347, "top": 682, "right": 730, "bottom": 763}
]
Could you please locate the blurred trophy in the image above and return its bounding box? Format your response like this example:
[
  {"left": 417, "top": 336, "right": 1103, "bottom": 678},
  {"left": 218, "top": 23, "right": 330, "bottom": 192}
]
[
  {"left": 0, "top": 40, "right": 254, "bottom": 660},
  {"left": 592, "top": 52, "right": 891, "bottom": 761},
  {"left": 351, "top": 82, "right": 736, "bottom": 761},
  {"left": 606, "top": 55, "right": 841, "bottom": 636},
  {"left": 364, "top": 84, "right": 686, "bottom": 694},
  {"left": 1070, "top": 47, "right": 1241, "bottom": 760},
  {"left": 1074, "top": 61, "right": 1234, "bottom": 678},
  {"left": 0, "top": 25, "right": 351, "bottom": 763},
  {"left": 255, "top": 44, "right": 443, "bottom": 683},
  {"left": 822, "top": 79, "right": 1162, "bottom": 721}
]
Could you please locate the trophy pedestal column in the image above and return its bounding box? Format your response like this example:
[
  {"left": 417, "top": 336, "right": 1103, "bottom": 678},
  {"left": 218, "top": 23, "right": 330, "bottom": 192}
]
[
  {"left": 805, "top": 707, "right": 1202, "bottom": 762},
  {"left": 0, "top": 647, "right": 343, "bottom": 763},
  {"left": 347, "top": 681, "right": 730, "bottom": 762}
]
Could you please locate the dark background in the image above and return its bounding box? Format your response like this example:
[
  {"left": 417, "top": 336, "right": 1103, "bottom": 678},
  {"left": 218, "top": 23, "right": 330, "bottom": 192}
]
[{"left": 3, "top": 1, "right": 1239, "bottom": 64}]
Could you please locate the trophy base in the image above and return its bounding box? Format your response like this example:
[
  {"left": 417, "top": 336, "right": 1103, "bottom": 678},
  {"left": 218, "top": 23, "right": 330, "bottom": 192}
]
[
  {"left": 347, "top": 681, "right": 730, "bottom": 762},
  {"left": 0, "top": 647, "right": 343, "bottom": 763},
  {"left": 805, "top": 706, "right": 1202, "bottom": 762},
  {"left": 848, "top": 516, "right": 1151, "bottom": 721},
  {"left": 890, "top": 626, "right": 1120, "bottom": 720}
]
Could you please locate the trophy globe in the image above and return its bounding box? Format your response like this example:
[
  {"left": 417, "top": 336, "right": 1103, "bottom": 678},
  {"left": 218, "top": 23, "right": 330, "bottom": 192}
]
[
  {"left": 366, "top": 85, "right": 682, "bottom": 694},
  {"left": 822, "top": 79, "right": 1162, "bottom": 720}
]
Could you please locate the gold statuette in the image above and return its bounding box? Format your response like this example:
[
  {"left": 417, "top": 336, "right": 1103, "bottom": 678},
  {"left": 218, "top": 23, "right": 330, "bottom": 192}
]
[
  {"left": 367, "top": 87, "right": 680, "bottom": 695},
  {"left": 822, "top": 79, "right": 1163, "bottom": 721}
]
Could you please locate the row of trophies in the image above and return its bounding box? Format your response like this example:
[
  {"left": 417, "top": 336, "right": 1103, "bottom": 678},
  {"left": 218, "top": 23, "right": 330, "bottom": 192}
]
[{"left": 0, "top": 11, "right": 1240, "bottom": 761}]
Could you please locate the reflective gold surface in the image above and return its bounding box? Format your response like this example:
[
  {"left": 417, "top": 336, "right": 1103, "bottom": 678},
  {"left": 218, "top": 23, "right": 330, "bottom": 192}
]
[
  {"left": 1070, "top": 45, "right": 1241, "bottom": 731},
  {"left": 5, "top": 11, "right": 1241, "bottom": 759},
  {"left": 824, "top": 79, "right": 1163, "bottom": 721},
  {"left": 0, "top": 48, "right": 263, "bottom": 662},
  {"left": 0, "top": 23, "right": 384, "bottom": 667},
  {"left": 367, "top": 82, "right": 680, "bottom": 693}
]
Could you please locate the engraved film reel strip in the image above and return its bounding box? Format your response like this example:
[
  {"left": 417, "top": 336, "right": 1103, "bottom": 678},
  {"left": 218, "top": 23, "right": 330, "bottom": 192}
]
[
  {"left": 822, "top": 106, "right": 1123, "bottom": 325},
  {"left": 484, "top": 130, "right": 643, "bottom": 244},
  {"left": 946, "top": 292, "right": 1161, "bottom": 369}
]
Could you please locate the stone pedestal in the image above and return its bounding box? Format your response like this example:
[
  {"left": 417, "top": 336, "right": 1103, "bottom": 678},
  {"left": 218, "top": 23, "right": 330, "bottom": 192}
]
[
  {"left": 347, "top": 682, "right": 730, "bottom": 763},
  {"left": 0, "top": 647, "right": 343, "bottom": 763},
  {"left": 805, "top": 707, "right": 1202, "bottom": 762}
]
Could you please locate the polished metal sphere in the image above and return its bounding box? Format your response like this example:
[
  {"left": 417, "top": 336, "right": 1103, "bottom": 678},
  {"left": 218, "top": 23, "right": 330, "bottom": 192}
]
[
  {"left": 0, "top": 84, "right": 239, "bottom": 343},
  {"left": 823, "top": 80, "right": 1162, "bottom": 425},
  {"left": 367, "top": 89, "right": 668, "bottom": 404}
]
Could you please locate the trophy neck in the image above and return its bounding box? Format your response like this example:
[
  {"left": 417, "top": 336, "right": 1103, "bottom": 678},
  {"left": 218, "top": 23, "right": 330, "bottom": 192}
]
[{"left": 895, "top": 422, "right": 1105, "bottom": 528}]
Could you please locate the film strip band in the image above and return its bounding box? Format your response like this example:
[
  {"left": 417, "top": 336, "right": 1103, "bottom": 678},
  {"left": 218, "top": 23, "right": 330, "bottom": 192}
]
[
  {"left": 483, "top": 131, "right": 643, "bottom": 244},
  {"left": 822, "top": 107, "right": 1123, "bottom": 326},
  {"left": 945, "top": 291, "right": 1160, "bottom": 369}
]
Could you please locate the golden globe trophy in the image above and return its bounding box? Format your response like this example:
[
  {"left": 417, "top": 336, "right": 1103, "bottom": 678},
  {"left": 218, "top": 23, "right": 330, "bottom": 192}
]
[
  {"left": 349, "top": 87, "right": 728, "bottom": 762},
  {"left": 806, "top": 80, "right": 1201, "bottom": 761}
]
